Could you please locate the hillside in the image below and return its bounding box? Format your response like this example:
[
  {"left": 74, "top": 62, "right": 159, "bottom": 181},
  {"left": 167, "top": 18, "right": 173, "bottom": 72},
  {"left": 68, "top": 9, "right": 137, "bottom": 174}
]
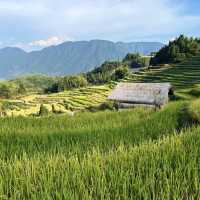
[
  {"left": 0, "top": 40, "right": 163, "bottom": 79},
  {"left": 125, "top": 54, "right": 200, "bottom": 99},
  {"left": 1, "top": 54, "right": 200, "bottom": 116}
]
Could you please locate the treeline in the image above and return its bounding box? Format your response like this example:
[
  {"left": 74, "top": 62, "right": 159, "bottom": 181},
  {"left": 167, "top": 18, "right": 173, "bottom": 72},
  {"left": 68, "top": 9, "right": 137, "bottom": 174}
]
[
  {"left": 150, "top": 35, "right": 200, "bottom": 65},
  {"left": 0, "top": 83, "right": 26, "bottom": 98},
  {"left": 46, "top": 53, "right": 149, "bottom": 93},
  {"left": 86, "top": 53, "right": 150, "bottom": 84},
  {"left": 46, "top": 75, "right": 88, "bottom": 93},
  {"left": 46, "top": 66, "right": 129, "bottom": 93},
  {"left": 0, "top": 75, "right": 58, "bottom": 98}
]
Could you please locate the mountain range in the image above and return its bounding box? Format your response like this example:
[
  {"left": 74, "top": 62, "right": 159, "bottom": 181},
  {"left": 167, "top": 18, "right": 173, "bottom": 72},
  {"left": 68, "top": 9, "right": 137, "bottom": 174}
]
[{"left": 0, "top": 40, "right": 164, "bottom": 79}]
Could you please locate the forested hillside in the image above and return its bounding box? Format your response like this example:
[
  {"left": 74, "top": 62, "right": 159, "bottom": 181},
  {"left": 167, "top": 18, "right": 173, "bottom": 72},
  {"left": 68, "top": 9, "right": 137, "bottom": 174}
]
[{"left": 150, "top": 35, "right": 200, "bottom": 65}]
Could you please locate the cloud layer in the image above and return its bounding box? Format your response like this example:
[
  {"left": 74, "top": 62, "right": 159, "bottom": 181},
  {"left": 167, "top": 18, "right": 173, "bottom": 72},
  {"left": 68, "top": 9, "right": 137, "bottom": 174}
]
[{"left": 0, "top": 0, "right": 199, "bottom": 50}]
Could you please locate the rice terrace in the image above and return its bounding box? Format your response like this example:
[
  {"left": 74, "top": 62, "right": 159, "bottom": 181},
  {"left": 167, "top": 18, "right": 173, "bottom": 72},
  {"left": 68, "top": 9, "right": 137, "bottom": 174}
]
[{"left": 0, "top": 1, "right": 200, "bottom": 198}]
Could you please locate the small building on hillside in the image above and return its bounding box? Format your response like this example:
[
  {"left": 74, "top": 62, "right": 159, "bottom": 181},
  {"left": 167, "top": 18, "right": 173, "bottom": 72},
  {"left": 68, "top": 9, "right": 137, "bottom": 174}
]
[{"left": 108, "top": 82, "right": 173, "bottom": 108}]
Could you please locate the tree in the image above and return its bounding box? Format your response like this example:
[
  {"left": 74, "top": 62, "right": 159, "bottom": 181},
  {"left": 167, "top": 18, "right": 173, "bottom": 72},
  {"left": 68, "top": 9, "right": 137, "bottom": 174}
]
[
  {"left": 0, "top": 84, "right": 12, "bottom": 98},
  {"left": 151, "top": 35, "right": 200, "bottom": 65},
  {"left": 63, "top": 75, "right": 88, "bottom": 90},
  {"left": 87, "top": 60, "right": 130, "bottom": 84},
  {"left": 18, "top": 83, "right": 26, "bottom": 94},
  {"left": 123, "top": 53, "right": 150, "bottom": 68},
  {"left": 112, "top": 67, "right": 129, "bottom": 81}
]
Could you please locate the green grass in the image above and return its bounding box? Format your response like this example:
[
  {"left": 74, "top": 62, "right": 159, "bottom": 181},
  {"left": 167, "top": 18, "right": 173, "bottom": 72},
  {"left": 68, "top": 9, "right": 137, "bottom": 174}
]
[
  {"left": 0, "top": 101, "right": 199, "bottom": 199},
  {"left": 1, "top": 127, "right": 199, "bottom": 199},
  {"left": 0, "top": 102, "right": 186, "bottom": 159}
]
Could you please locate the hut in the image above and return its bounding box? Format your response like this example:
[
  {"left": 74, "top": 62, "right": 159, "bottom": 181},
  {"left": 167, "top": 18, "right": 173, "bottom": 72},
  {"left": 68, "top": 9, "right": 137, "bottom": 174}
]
[{"left": 108, "top": 83, "right": 173, "bottom": 109}]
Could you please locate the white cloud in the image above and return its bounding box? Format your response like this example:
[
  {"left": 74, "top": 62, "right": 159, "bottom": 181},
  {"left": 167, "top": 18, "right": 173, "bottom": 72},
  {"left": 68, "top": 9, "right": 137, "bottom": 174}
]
[{"left": 29, "top": 36, "right": 73, "bottom": 47}]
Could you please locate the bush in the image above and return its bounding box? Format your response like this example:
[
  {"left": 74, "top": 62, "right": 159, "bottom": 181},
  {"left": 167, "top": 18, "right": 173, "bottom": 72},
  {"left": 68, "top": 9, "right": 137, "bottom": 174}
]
[
  {"left": 123, "top": 53, "right": 150, "bottom": 68},
  {"left": 99, "top": 102, "right": 116, "bottom": 111},
  {"left": 112, "top": 67, "right": 129, "bottom": 81},
  {"left": 87, "top": 101, "right": 118, "bottom": 112}
]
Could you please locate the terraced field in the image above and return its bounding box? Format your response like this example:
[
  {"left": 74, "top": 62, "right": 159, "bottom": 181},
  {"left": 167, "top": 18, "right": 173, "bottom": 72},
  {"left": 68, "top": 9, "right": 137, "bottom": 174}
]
[
  {"left": 0, "top": 85, "right": 111, "bottom": 116},
  {"left": 124, "top": 55, "right": 200, "bottom": 99}
]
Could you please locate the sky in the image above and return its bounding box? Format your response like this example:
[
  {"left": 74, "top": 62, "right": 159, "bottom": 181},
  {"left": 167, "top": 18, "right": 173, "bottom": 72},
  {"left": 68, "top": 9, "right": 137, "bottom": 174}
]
[{"left": 0, "top": 0, "right": 200, "bottom": 51}]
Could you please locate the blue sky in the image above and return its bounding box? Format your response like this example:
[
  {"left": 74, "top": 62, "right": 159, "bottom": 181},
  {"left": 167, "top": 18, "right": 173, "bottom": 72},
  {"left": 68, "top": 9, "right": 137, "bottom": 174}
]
[{"left": 0, "top": 0, "right": 200, "bottom": 51}]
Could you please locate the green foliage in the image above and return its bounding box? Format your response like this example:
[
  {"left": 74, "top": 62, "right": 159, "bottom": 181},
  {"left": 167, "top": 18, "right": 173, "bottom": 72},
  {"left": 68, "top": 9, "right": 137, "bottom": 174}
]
[
  {"left": 46, "top": 75, "right": 88, "bottom": 93},
  {"left": 87, "top": 61, "right": 122, "bottom": 84},
  {"left": 123, "top": 53, "right": 150, "bottom": 68},
  {"left": 112, "top": 66, "right": 129, "bottom": 80},
  {"left": 87, "top": 101, "right": 118, "bottom": 112},
  {"left": 62, "top": 75, "right": 88, "bottom": 90},
  {"left": 86, "top": 54, "right": 150, "bottom": 85},
  {"left": 0, "top": 82, "right": 25, "bottom": 98},
  {"left": 151, "top": 35, "right": 200, "bottom": 65},
  {"left": 11, "top": 75, "right": 59, "bottom": 93},
  {"left": 0, "top": 75, "right": 59, "bottom": 98},
  {"left": 0, "top": 84, "right": 13, "bottom": 98},
  {"left": 17, "top": 83, "right": 26, "bottom": 94}
]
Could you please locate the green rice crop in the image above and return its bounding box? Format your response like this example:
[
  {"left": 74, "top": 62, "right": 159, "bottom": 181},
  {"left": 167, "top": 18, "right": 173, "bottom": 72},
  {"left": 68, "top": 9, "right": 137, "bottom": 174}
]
[
  {"left": 0, "top": 102, "right": 187, "bottom": 159},
  {"left": 0, "top": 100, "right": 198, "bottom": 199}
]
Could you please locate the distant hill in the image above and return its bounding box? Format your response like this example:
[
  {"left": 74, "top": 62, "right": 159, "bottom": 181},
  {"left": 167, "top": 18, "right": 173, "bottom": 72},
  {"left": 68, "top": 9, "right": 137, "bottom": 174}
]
[{"left": 0, "top": 40, "right": 164, "bottom": 79}]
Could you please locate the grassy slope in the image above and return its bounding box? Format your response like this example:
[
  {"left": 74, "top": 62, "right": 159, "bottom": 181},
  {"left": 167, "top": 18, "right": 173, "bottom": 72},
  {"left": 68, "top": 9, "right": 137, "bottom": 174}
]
[
  {"left": 124, "top": 55, "right": 200, "bottom": 99},
  {"left": 0, "top": 56, "right": 200, "bottom": 198}
]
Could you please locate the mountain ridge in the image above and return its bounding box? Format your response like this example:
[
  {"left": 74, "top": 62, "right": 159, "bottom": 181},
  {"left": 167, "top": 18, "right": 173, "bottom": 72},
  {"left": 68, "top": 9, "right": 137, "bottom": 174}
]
[{"left": 0, "top": 40, "right": 164, "bottom": 79}]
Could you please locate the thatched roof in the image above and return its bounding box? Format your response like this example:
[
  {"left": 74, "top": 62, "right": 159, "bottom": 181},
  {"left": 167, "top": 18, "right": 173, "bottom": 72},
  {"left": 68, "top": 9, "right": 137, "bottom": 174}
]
[{"left": 108, "top": 83, "right": 172, "bottom": 106}]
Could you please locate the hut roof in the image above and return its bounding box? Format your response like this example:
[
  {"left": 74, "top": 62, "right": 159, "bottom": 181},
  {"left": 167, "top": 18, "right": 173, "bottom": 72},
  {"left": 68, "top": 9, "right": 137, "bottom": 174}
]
[{"left": 108, "top": 83, "right": 172, "bottom": 105}]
